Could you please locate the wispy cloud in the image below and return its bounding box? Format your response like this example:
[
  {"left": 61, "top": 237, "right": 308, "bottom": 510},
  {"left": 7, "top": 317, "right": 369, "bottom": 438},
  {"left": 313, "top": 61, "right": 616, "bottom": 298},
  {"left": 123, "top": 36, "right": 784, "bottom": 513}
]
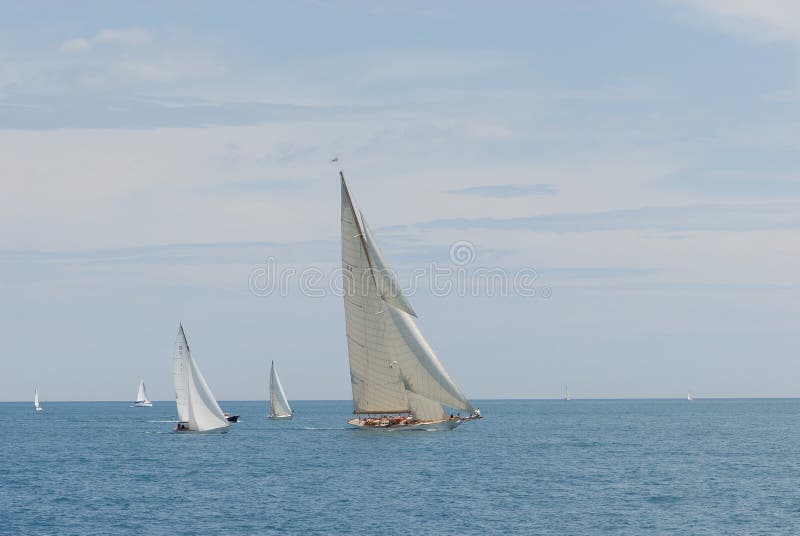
[
  {"left": 462, "top": 124, "right": 516, "bottom": 142},
  {"left": 447, "top": 184, "right": 559, "bottom": 198},
  {"left": 111, "top": 56, "right": 224, "bottom": 83},
  {"left": 664, "top": 169, "right": 800, "bottom": 196},
  {"left": 59, "top": 27, "right": 152, "bottom": 54},
  {"left": 540, "top": 267, "right": 661, "bottom": 280},
  {"left": 677, "top": 0, "right": 800, "bottom": 46},
  {"left": 52, "top": 27, "right": 226, "bottom": 89},
  {"left": 354, "top": 49, "right": 521, "bottom": 87},
  {"left": 388, "top": 203, "right": 800, "bottom": 233},
  {"left": 0, "top": 95, "right": 350, "bottom": 130},
  {"left": 93, "top": 28, "right": 152, "bottom": 47},
  {"left": 221, "top": 179, "right": 303, "bottom": 192},
  {"left": 0, "top": 241, "right": 338, "bottom": 267},
  {"left": 0, "top": 238, "right": 506, "bottom": 272},
  {"left": 59, "top": 38, "right": 91, "bottom": 54}
]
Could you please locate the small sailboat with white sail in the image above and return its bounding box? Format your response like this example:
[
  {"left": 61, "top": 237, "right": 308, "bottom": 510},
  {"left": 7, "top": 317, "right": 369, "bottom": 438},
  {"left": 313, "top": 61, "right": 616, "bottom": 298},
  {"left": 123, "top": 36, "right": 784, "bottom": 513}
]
[
  {"left": 131, "top": 380, "right": 153, "bottom": 407},
  {"left": 339, "top": 172, "right": 481, "bottom": 431},
  {"left": 34, "top": 386, "right": 42, "bottom": 413},
  {"left": 564, "top": 384, "right": 570, "bottom": 401},
  {"left": 268, "top": 361, "right": 293, "bottom": 419},
  {"left": 172, "top": 324, "right": 230, "bottom": 433},
  {"left": 687, "top": 391, "right": 694, "bottom": 401}
]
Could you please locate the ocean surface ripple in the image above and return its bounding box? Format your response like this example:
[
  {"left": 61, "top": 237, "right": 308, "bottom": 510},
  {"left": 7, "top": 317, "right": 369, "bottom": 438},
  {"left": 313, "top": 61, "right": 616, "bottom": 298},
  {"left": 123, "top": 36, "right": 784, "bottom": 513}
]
[{"left": 1, "top": 399, "right": 799, "bottom": 534}]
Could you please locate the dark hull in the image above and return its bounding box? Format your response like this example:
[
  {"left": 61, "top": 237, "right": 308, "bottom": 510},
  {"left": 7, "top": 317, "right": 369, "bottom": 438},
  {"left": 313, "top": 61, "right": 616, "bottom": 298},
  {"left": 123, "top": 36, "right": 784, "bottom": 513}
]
[{"left": 174, "top": 426, "right": 230, "bottom": 434}]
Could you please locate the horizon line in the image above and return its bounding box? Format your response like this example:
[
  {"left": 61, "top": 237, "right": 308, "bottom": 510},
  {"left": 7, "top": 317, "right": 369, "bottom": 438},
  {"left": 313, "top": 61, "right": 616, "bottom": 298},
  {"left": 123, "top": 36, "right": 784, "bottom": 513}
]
[{"left": 5, "top": 396, "right": 800, "bottom": 403}]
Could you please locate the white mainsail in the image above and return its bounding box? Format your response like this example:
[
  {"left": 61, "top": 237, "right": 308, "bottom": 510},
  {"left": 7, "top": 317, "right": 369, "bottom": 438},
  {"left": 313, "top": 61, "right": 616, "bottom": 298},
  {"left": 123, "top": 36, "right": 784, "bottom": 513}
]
[
  {"left": 136, "top": 380, "right": 151, "bottom": 404},
  {"left": 34, "top": 386, "right": 41, "bottom": 411},
  {"left": 340, "top": 174, "right": 474, "bottom": 420},
  {"left": 173, "top": 324, "right": 229, "bottom": 431},
  {"left": 268, "top": 361, "right": 293, "bottom": 418}
]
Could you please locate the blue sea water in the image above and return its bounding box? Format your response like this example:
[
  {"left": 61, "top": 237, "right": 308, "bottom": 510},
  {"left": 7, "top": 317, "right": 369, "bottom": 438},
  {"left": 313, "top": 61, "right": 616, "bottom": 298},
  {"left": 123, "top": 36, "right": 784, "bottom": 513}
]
[{"left": 2, "top": 399, "right": 800, "bottom": 535}]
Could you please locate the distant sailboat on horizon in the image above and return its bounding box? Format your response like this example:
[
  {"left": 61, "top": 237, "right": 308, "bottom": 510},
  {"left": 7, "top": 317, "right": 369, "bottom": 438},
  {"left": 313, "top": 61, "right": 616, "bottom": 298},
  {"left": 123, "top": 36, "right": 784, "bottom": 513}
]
[
  {"left": 339, "top": 172, "right": 481, "bottom": 430},
  {"left": 131, "top": 380, "right": 153, "bottom": 407},
  {"left": 564, "top": 385, "right": 570, "bottom": 401},
  {"left": 34, "top": 386, "right": 42, "bottom": 413},
  {"left": 268, "top": 361, "right": 293, "bottom": 419},
  {"left": 687, "top": 391, "right": 694, "bottom": 401},
  {"left": 172, "top": 324, "right": 230, "bottom": 433}
]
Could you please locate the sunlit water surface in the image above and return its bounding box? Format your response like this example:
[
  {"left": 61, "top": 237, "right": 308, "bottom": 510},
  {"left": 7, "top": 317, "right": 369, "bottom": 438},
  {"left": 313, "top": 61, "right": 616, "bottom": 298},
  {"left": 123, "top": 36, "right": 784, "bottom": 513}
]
[{"left": 2, "top": 399, "right": 799, "bottom": 534}]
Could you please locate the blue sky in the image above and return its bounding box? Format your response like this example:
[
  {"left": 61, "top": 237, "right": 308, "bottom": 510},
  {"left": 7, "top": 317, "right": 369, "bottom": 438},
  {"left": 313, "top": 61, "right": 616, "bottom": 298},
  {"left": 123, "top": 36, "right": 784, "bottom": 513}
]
[{"left": 2, "top": 1, "right": 800, "bottom": 401}]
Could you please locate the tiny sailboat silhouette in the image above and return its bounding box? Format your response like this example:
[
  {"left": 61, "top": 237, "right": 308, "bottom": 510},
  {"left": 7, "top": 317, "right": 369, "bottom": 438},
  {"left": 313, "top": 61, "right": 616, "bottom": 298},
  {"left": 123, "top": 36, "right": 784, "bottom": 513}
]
[
  {"left": 172, "top": 324, "right": 230, "bottom": 432},
  {"left": 339, "top": 172, "right": 481, "bottom": 430},
  {"left": 268, "top": 361, "right": 293, "bottom": 419},
  {"left": 34, "top": 386, "right": 42, "bottom": 413},
  {"left": 131, "top": 380, "right": 153, "bottom": 407},
  {"left": 687, "top": 391, "right": 694, "bottom": 401},
  {"left": 564, "top": 385, "right": 570, "bottom": 401}
]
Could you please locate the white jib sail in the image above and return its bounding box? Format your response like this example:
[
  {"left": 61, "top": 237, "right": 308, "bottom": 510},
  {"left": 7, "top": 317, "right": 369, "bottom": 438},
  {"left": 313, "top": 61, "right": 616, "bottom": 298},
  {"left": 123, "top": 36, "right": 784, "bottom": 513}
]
[
  {"left": 269, "top": 361, "right": 293, "bottom": 417},
  {"left": 34, "top": 386, "right": 40, "bottom": 409},
  {"left": 361, "top": 217, "right": 416, "bottom": 317},
  {"left": 136, "top": 380, "right": 151, "bottom": 404},
  {"left": 173, "top": 324, "right": 229, "bottom": 431},
  {"left": 340, "top": 174, "right": 474, "bottom": 419}
]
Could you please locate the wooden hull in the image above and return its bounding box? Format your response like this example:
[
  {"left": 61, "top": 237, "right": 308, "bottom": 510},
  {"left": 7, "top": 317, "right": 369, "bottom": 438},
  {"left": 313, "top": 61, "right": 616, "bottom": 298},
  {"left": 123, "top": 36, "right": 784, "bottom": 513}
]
[{"left": 347, "top": 417, "right": 464, "bottom": 431}]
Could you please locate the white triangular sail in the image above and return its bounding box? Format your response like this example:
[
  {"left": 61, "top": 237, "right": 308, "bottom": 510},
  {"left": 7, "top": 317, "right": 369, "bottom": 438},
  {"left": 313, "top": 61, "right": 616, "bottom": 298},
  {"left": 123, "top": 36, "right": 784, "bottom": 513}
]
[
  {"left": 340, "top": 174, "right": 474, "bottom": 420},
  {"left": 186, "top": 354, "right": 228, "bottom": 431},
  {"left": 269, "top": 361, "right": 293, "bottom": 418},
  {"left": 173, "top": 324, "right": 229, "bottom": 431},
  {"left": 173, "top": 327, "right": 190, "bottom": 423},
  {"left": 341, "top": 179, "right": 409, "bottom": 414},
  {"left": 406, "top": 392, "right": 448, "bottom": 422},
  {"left": 361, "top": 217, "right": 417, "bottom": 317},
  {"left": 34, "top": 386, "right": 41, "bottom": 411},
  {"left": 385, "top": 305, "right": 474, "bottom": 412},
  {"left": 136, "top": 380, "right": 151, "bottom": 404}
]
